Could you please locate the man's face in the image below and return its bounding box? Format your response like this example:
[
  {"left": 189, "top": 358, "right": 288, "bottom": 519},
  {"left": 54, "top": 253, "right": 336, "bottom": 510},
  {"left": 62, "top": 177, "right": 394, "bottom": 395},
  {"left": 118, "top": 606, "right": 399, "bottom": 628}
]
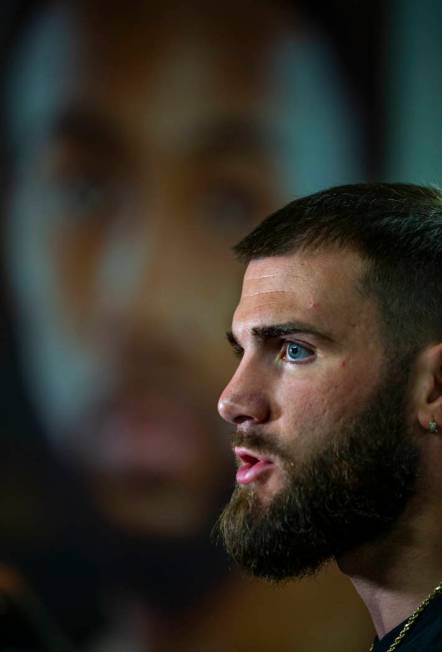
[
  {"left": 3, "top": 1, "right": 298, "bottom": 536},
  {"left": 217, "top": 248, "right": 420, "bottom": 579}
]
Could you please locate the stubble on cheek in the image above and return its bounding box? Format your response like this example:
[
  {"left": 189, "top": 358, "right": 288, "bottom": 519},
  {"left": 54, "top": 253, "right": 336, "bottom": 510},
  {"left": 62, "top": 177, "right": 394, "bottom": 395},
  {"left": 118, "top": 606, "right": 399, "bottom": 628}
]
[{"left": 293, "top": 354, "right": 384, "bottom": 461}]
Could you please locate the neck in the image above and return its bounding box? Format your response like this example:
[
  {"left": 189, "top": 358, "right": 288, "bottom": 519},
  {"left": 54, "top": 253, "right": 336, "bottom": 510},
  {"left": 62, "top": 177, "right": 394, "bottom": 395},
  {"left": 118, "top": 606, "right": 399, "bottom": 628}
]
[{"left": 337, "top": 497, "right": 442, "bottom": 639}]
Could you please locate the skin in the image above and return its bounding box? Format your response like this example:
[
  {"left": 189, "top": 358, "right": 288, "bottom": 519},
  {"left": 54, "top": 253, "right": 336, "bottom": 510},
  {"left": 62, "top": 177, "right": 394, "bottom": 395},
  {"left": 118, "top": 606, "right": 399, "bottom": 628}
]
[
  {"left": 4, "top": 0, "right": 361, "bottom": 539},
  {"left": 218, "top": 246, "right": 442, "bottom": 640},
  {"left": 218, "top": 248, "right": 385, "bottom": 502},
  {"left": 1, "top": 3, "right": 373, "bottom": 649},
  {"left": 3, "top": 0, "right": 302, "bottom": 537},
  {"left": 346, "top": 335, "right": 442, "bottom": 638}
]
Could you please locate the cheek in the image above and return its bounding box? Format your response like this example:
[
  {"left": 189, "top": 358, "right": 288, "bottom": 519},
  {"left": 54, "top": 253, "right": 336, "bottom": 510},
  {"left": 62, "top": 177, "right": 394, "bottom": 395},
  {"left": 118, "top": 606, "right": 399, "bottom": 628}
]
[
  {"left": 5, "top": 209, "right": 110, "bottom": 435},
  {"left": 5, "top": 198, "right": 59, "bottom": 327},
  {"left": 52, "top": 223, "right": 107, "bottom": 330},
  {"left": 278, "top": 364, "right": 381, "bottom": 448},
  {"left": 279, "top": 382, "right": 334, "bottom": 444},
  {"left": 8, "top": 192, "right": 107, "bottom": 338}
]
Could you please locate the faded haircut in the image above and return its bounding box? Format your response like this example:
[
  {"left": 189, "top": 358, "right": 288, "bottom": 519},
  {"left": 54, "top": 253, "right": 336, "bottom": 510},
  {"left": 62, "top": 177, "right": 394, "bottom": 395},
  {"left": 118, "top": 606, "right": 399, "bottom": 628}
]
[{"left": 234, "top": 182, "right": 442, "bottom": 355}]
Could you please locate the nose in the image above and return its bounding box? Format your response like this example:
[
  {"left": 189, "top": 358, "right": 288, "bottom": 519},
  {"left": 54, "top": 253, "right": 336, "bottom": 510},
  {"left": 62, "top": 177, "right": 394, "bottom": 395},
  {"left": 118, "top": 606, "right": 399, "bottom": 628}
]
[
  {"left": 97, "top": 214, "right": 229, "bottom": 371},
  {"left": 217, "top": 364, "right": 270, "bottom": 427}
]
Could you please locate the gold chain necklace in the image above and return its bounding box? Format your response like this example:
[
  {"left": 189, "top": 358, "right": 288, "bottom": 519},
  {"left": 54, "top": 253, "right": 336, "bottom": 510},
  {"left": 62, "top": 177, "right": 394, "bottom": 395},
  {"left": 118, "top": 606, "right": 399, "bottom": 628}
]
[{"left": 369, "top": 580, "right": 442, "bottom": 652}]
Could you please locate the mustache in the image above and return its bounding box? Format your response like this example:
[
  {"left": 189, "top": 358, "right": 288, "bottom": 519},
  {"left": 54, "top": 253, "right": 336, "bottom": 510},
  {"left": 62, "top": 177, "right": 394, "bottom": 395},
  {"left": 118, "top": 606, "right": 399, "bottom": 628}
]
[{"left": 231, "top": 430, "right": 289, "bottom": 461}]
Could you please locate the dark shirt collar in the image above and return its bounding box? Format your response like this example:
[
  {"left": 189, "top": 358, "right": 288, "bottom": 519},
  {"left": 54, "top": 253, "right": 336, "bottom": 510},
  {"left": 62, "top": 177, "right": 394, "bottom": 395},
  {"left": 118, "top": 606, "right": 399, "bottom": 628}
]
[{"left": 371, "top": 594, "right": 442, "bottom": 652}]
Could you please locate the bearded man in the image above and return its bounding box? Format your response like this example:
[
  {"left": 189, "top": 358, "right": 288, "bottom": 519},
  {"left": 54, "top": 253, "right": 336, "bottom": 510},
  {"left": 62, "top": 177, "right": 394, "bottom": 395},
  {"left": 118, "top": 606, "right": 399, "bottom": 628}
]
[
  {"left": 218, "top": 182, "right": 442, "bottom": 652},
  {"left": 0, "top": 1, "right": 368, "bottom": 650}
]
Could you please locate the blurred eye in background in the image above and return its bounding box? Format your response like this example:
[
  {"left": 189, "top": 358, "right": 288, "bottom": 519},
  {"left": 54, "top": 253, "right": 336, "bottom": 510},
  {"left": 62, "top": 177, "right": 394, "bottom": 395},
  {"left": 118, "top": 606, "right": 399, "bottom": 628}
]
[
  {"left": 46, "top": 174, "right": 120, "bottom": 221},
  {"left": 0, "top": 0, "right": 384, "bottom": 650}
]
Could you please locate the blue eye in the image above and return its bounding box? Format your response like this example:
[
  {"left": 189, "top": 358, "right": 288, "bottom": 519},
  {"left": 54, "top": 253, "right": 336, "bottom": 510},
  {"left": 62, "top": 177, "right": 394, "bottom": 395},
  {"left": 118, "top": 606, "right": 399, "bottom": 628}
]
[{"left": 284, "top": 342, "right": 314, "bottom": 362}]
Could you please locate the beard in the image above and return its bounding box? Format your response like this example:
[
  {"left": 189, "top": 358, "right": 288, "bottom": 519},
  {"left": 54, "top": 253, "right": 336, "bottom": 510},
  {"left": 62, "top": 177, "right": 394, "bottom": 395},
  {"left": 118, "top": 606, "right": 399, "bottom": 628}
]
[{"left": 216, "top": 356, "right": 421, "bottom": 581}]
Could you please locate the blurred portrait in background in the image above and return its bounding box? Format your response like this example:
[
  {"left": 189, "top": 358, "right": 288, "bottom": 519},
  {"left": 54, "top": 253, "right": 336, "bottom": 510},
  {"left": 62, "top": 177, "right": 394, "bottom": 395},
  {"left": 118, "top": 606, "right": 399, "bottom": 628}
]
[{"left": 0, "top": 0, "right": 373, "bottom": 650}]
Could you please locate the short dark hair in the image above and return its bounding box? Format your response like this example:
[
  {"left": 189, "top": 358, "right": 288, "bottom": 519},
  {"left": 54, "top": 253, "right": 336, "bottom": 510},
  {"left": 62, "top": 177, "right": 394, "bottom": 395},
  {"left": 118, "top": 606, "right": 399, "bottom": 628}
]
[{"left": 234, "top": 182, "right": 442, "bottom": 354}]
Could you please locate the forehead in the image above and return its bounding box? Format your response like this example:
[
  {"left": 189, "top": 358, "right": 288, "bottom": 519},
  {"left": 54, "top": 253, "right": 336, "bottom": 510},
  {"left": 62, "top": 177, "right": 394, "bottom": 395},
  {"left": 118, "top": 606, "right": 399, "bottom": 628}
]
[
  {"left": 6, "top": 1, "right": 293, "bottom": 151},
  {"left": 234, "top": 248, "right": 376, "bottom": 338},
  {"left": 6, "top": 1, "right": 363, "bottom": 198}
]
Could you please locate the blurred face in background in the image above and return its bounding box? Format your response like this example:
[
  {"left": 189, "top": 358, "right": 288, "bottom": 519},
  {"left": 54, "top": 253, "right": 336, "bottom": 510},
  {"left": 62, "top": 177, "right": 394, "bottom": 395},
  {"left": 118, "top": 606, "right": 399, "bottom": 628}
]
[{"left": 3, "top": 0, "right": 361, "bottom": 537}]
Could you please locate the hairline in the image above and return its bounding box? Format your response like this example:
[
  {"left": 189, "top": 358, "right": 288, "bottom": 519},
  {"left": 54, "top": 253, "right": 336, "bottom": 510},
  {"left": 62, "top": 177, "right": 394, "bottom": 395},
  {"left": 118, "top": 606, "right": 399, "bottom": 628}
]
[{"left": 238, "top": 239, "right": 426, "bottom": 364}]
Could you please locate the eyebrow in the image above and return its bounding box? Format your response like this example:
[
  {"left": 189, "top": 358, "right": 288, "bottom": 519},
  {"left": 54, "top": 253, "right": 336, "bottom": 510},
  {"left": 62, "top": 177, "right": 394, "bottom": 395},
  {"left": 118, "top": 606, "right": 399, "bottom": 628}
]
[
  {"left": 226, "top": 320, "right": 334, "bottom": 352},
  {"left": 48, "top": 112, "right": 278, "bottom": 163}
]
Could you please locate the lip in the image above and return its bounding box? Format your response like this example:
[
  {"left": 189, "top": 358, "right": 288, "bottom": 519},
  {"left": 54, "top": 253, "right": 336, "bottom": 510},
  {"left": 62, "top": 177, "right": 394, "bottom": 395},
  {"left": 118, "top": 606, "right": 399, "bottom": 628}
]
[{"left": 234, "top": 446, "right": 276, "bottom": 485}]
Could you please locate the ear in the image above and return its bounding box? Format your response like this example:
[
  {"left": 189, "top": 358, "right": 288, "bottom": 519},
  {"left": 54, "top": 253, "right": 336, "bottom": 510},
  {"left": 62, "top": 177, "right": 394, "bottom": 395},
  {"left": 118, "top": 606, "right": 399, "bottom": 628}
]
[{"left": 414, "top": 343, "right": 442, "bottom": 434}]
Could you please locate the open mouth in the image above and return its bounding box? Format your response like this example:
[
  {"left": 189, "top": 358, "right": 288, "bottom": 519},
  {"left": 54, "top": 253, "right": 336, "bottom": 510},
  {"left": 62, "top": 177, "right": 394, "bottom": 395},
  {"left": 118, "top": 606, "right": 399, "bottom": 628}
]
[{"left": 234, "top": 447, "right": 276, "bottom": 485}]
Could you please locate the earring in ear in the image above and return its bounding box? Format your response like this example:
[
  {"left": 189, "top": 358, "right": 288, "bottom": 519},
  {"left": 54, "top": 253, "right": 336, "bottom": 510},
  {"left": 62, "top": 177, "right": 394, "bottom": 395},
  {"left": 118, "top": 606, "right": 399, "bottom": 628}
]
[{"left": 429, "top": 418, "right": 439, "bottom": 433}]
